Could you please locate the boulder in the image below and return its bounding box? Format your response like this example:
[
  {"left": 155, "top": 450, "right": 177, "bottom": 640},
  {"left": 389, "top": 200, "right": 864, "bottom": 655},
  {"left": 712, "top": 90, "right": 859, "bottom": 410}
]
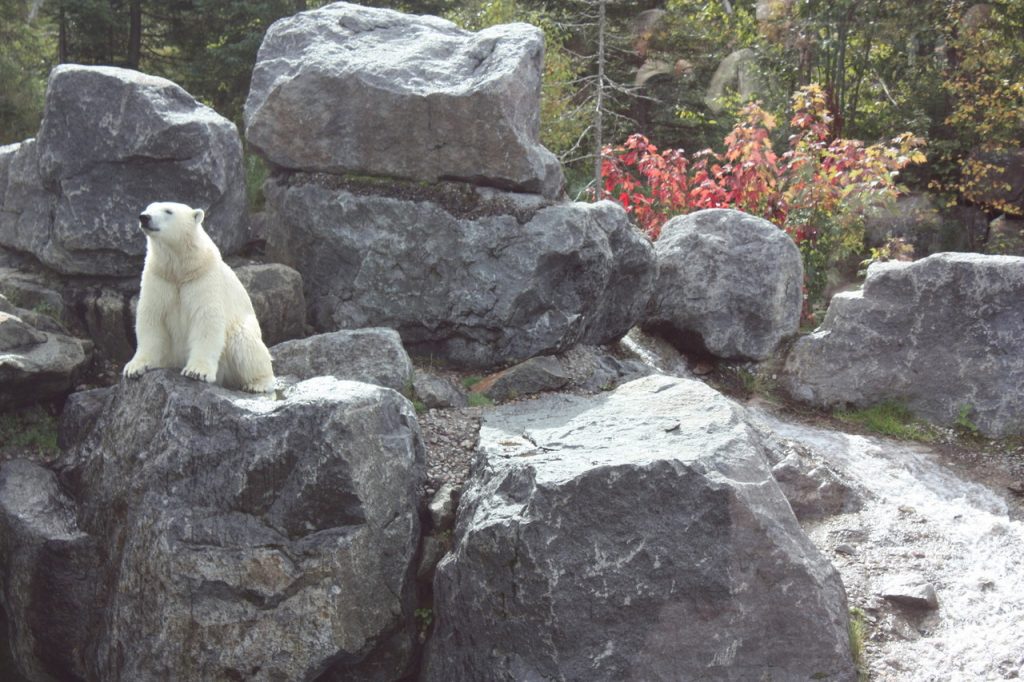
[
  {"left": 57, "top": 386, "right": 114, "bottom": 451},
  {"left": 557, "top": 344, "right": 652, "bottom": 393},
  {"left": 0, "top": 459, "right": 97, "bottom": 682},
  {"left": 472, "top": 355, "right": 570, "bottom": 403},
  {"left": 0, "top": 297, "right": 91, "bottom": 410},
  {"left": 0, "top": 267, "right": 65, "bottom": 323},
  {"left": 757, "top": 426, "right": 863, "bottom": 521},
  {"left": 644, "top": 208, "right": 803, "bottom": 361},
  {"left": 0, "top": 65, "right": 248, "bottom": 276},
  {"left": 271, "top": 328, "right": 414, "bottom": 393},
  {"left": 245, "top": 2, "right": 563, "bottom": 198},
  {"left": 70, "top": 285, "right": 136, "bottom": 364},
  {"left": 424, "top": 374, "right": 855, "bottom": 681},
  {"left": 264, "top": 177, "right": 656, "bottom": 369},
  {"left": 0, "top": 140, "right": 55, "bottom": 264},
  {"left": 413, "top": 369, "right": 468, "bottom": 409},
  {"left": 782, "top": 253, "right": 1024, "bottom": 437},
  {"left": 233, "top": 262, "right": 306, "bottom": 345},
  {"left": 0, "top": 371, "right": 425, "bottom": 681},
  {"left": 878, "top": 574, "right": 939, "bottom": 610}
]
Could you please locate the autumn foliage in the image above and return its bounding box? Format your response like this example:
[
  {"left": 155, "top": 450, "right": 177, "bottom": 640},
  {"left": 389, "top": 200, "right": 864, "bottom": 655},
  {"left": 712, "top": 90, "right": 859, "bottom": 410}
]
[{"left": 600, "top": 85, "right": 926, "bottom": 308}]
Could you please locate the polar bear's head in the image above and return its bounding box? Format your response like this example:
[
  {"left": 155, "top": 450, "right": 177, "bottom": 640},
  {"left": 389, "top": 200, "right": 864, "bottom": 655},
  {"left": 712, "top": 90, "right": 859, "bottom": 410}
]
[{"left": 138, "top": 202, "right": 205, "bottom": 244}]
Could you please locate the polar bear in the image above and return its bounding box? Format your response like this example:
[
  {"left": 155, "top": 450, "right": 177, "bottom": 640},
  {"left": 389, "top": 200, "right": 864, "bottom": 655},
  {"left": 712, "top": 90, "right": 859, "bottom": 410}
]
[{"left": 123, "top": 202, "right": 275, "bottom": 393}]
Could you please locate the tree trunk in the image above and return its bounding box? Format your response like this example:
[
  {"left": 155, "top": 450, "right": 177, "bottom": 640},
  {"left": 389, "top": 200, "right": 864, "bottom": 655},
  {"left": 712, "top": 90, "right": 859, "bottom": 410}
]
[
  {"left": 127, "top": 0, "right": 142, "bottom": 69},
  {"left": 58, "top": 2, "right": 69, "bottom": 63},
  {"left": 592, "top": 0, "right": 606, "bottom": 197}
]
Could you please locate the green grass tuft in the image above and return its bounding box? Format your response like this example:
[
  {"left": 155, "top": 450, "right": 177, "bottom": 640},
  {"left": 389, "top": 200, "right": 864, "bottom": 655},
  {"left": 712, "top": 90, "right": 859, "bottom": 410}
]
[
  {"left": 848, "top": 607, "right": 869, "bottom": 681},
  {"left": 467, "top": 393, "right": 494, "bottom": 408},
  {"left": 834, "top": 400, "right": 935, "bottom": 442},
  {"left": 461, "top": 375, "right": 484, "bottom": 390},
  {"left": 0, "top": 405, "right": 60, "bottom": 456}
]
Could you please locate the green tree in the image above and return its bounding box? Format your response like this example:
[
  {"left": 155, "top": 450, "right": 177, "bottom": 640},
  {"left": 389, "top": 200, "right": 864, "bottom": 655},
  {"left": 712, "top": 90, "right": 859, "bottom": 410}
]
[
  {"left": 941, "top": 0, "right": 1024, "bottom": 216},
  {"left": 0, "top": 0, "right": 52, "bottom": 143}
]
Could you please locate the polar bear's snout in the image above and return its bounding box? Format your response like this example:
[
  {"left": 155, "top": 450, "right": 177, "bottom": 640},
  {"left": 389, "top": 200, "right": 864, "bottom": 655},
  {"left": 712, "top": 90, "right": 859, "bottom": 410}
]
[{"left": 139, "top": 212, "right": 157, "bottom": 232}]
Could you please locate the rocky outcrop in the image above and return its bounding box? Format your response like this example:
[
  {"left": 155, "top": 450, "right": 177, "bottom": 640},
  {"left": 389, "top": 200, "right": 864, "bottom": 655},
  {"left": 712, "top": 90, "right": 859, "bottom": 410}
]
[
  {"left": 265, "top": 178, "right": 656, "bottom": 369},
  {"left": 424, "top": 374, "right": 855, "bottom": 681},
  {"left": 0, "top": 371, "right": 425, "bottom": 681},
  {"left": 644, "top": 208, "right": 803, "bottom": 361},
  {"left": 0, "top": 294, "right": 91, "bottom": 410},
  {"left": 782, "top": 252, "right": 1024, "bottom": 437},
  {"left": 245, "top": 2, "right": 562, "bottom": 198},
  {"left": 247, "top": 3, "right": 652, "bottom": 370},
  {"left": 271, "top": 328, "right": 413, "bottom": 392},
  {"left": 1, "top": 65, "right": 247, "bottom": 276}
]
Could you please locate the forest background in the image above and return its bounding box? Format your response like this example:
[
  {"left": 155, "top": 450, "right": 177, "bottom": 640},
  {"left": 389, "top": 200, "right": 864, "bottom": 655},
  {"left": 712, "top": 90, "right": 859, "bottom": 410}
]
[{"left": 2, "top": 0, "right": 1022, "bottom": 312}]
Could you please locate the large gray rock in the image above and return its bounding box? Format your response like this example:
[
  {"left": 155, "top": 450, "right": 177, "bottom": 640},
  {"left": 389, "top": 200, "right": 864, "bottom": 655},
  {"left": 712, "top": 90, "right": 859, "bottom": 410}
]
[
  {"left": 245, "top": 2, "right": 563, "bottom": 198},
  {"left": 0, "top": 140, "right": 55, "bottom": 263},
  {"left": 782, "top": 252, "right": 1024, "bottom": 438},
  {"left": 644, "top": 208, "right": 803, "bottom": 361},
  {"left": 0, "top": 296, "right": 91, "bottom": 410},
  {"left": 0, "top": 459, "right": 95, "bottom": 682},
  {"left": 0, "top": 65, "right": 248, "bottom": 276},
  {"left": 0, "top": 371, "right": 425, "bottom": 681},
  {"left": 271, "top": 328, "right": 414, "bottom": 392},
  {"left": 424, "top": 374, "right": 855, "bottom": 681},
  {"left": 265, "top": 178, "right": 656, "bottom": 369}
]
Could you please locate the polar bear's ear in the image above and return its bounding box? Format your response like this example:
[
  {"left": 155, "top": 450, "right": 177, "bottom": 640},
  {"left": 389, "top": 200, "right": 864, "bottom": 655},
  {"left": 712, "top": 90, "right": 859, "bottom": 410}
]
[{"left": 192, "top": 208, "right": 205, "bottom": 225}]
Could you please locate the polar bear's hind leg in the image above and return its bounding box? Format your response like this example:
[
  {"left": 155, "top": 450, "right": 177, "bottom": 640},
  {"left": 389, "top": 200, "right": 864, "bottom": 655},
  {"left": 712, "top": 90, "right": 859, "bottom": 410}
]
[{"left": 224, "top": 320, "right": 275, "bottom": 393}]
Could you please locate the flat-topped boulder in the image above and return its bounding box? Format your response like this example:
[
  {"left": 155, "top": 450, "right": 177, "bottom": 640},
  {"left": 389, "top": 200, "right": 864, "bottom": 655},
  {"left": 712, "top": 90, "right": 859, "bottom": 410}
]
[
  {"left": 424, "top": 374, "right": 855, "bottom": 681},
  {"left": 0, "top": 294, "right": 91, "bottom": 410},
  {"left": 245, "top": 2, "right": 563, "bottom": 198},
  {"left": 0, "top": 371, "right": 425, "bottom": 681},
  {"left": 782, "top": 252, "right": 1024, "bottom": 437},
  {"left": 0, "top": 65, "right": 247, "bottom": 276},
  {"left": 271, "top": 327, "right": 413, "bottom": 392}
]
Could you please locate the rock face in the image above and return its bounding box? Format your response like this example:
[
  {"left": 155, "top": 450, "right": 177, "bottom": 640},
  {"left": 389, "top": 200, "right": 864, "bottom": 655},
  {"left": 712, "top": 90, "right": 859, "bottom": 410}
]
[
  {"left": 424, "top": 374, "right": 855, "bottom": 681},
  {"left": 1, "top": 65, "right": 247, "bottom": 276},
  {"left": 0, "top": 371, "right": 425, "bottom": 681},
  {"left": 271, "top": 328, "right": 414, "bottom": 392},
  {"left": 0, "top": 295, "right": 91, "bottom": 409},
  {"left": 644, "top": 208, "right": 803, "bottom": 361},
  {"left": 265, "top": 178, "right": 656, "bottom": 368},
  {"left": 0, "top": 140, "right": 54, "bottom": 267},
  {"left": 782, "top": 252, "right": 1024, "bottom": 438},
  {"left": 245, "top": 2, "right": 563, "bottom": 198}
]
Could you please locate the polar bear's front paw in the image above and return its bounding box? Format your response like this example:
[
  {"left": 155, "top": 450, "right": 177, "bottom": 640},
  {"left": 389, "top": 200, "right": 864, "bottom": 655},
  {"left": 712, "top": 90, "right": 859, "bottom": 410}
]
[
  {"left": 123, "top": 358, "right": 151, "bottom": 379},
  {"left": 182, "top": 365, "right": 217, "bottom": 384}
]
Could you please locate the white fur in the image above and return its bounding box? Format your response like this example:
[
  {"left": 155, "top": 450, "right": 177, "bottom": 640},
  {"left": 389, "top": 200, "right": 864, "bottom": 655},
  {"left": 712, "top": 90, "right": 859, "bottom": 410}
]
[{"left": 123, "top": 202, "right": 275, "bottom": 393}]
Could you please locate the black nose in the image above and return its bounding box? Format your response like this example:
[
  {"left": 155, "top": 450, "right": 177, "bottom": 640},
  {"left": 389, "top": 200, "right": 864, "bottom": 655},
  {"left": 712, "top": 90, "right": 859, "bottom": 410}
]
[{"left": 139, "top": 213, "right": 151, "bottom": 227}]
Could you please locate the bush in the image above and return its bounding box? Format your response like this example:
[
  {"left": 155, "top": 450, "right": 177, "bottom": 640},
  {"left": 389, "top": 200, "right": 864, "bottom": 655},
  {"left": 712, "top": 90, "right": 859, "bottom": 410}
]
[{"left": 601, "top": 84, "right": 926, "bottom": 311}]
